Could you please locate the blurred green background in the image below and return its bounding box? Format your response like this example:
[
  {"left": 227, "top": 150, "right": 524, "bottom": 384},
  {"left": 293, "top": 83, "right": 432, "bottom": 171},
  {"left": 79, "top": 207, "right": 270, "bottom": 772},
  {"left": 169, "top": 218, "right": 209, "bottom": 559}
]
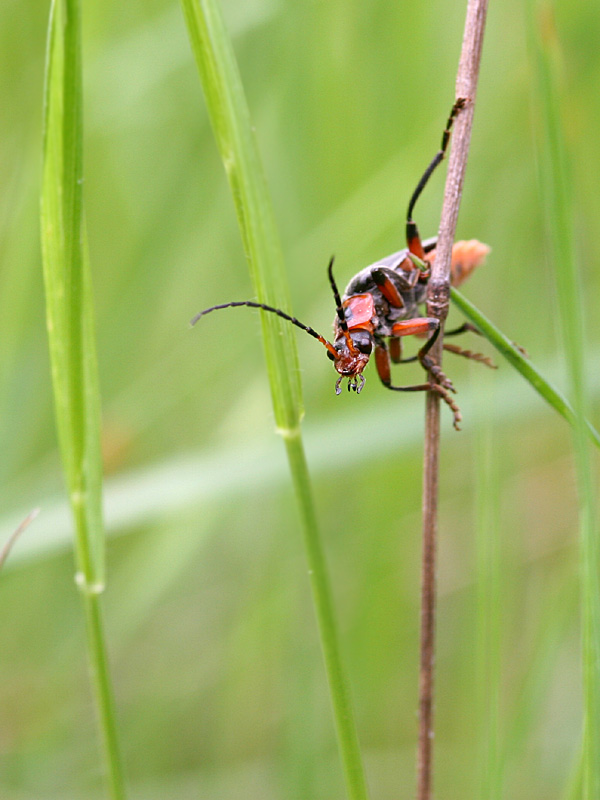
[{"left": 1, "top": 0, "right": 599, "bottom": 797}]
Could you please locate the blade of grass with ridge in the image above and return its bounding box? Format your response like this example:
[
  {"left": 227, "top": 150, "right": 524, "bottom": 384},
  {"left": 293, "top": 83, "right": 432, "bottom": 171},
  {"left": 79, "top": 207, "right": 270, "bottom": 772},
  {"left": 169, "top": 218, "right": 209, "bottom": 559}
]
[
  {"left": 179, "top": 1, "right": 369, "bottom": 797},
  {"left": 450, "top": 287, "right": 600, "bottom": 448},
  {"left": 527, "top": 2, "right": 600, "bottom": 797},
  {"left": 40, "top": 0, "right": 126, "bottom": 796}
]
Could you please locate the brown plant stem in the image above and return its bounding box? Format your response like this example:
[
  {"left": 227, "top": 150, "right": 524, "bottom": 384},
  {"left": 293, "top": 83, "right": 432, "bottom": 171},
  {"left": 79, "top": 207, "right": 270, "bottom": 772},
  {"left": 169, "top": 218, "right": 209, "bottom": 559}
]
[{"left": 417, "top": 2, "right": 489, "bottom": 799}]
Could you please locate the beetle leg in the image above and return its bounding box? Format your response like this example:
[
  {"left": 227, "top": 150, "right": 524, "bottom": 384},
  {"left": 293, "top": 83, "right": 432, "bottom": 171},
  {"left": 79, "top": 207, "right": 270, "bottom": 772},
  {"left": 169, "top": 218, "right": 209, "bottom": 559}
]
[
  {"left": 406, "top": 98, "right": 466, "bottom": 263},
  {"left": 395, "top": 318, "right": 496, "bottom": 370},
  {"left": 390, "top": 318, "right": 455, "bottom": 392},
  {"left": 374, "top": 342, "right": 393, "bottom": 386},
  {"left": 389, "top": 337, "right": 402, "bottom": 364},
  {"left": 375, "top": 343, "right": 461, "bottom": 429},
  {"left": 427, "top": 384, "right": 462, "bottom": 430},
  {"left": 371, "top": 268, "right": 406, "bottom": 307},
  {"left": 437, "top": 321, "right": 496, "bottom": 367},
  {"left": 444, "top": 322, "right": 481, "bottom": 337},
  {"left": 390, "top": 318, "right": 439, "bottom": 339},
  {"left": 442, "top": 343, "right": 497, "bottom": 369},
  {"left": 406, "top": 221, "right": 426, "bottom": 263}
]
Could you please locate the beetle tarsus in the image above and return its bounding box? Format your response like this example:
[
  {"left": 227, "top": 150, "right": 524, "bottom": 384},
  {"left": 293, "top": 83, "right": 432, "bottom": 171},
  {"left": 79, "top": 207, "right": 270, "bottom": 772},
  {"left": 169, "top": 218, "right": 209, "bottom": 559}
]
[
  {"left": 419, "top": 354, "right": 456, "bottom": 393},
  {"left": 428, "top": 383, "right": 462, "bottom": 431}
]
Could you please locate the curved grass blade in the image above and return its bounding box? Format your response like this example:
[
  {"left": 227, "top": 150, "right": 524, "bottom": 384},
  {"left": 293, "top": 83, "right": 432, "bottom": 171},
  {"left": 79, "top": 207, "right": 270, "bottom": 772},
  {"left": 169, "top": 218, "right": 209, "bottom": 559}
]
[
  {"left": 450, "top": 287, "right": 600, "bottom": 448},
  {"left": 40, "top": 0, "right": 126, "bottom": 796},
  {"left": 179, "top": 1, "right": 369, "bottom": 797}
]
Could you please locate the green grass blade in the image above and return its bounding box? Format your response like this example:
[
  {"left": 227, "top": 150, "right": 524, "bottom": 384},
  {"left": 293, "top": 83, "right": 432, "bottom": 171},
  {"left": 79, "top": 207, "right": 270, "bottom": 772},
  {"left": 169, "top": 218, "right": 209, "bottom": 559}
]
[
  {"left": 474, "top": 425, "right": 502, "bottom": 800},
  {"left": 40, "top": 0, "right": 126, "bottom": 796},
  {"left": 179, "top": 1, "right": 369, "bottom": 797},
  {"left": 450, "top": 287, "right": 600, "bottom": 448},
  {"left": 41, "top": 0, "right": 103, "bottom": 585},
  {"left": 180, "top": 0, "right": 301, "bottom": 431},
  {"left": 283, "top": 431, "right": 369, "bottom": 799},
  {"left": 527, "top": 2, "right": 600, "bottom": 797},
  {"left": 563, "top": 746, "right": 584, "bottom": 800}
]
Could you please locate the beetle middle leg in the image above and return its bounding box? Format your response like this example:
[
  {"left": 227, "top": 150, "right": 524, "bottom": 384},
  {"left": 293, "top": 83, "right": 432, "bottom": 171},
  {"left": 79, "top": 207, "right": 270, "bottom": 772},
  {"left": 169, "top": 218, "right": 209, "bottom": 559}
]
[
  {"left": 445, "top": 322, "right": 480, "bottom": 337},
  {"left": 439, "top": 322, "right": 497, "bottom": 367},
  {"left": 399, "top": 321, "right": 495, "bottom": 368}
]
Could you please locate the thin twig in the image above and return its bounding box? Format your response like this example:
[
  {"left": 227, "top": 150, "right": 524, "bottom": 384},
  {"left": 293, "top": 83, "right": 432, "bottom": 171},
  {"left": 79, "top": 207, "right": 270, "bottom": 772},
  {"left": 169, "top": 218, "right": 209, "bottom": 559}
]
[
  {"left": 0, "top": 509, "right": 40, "bottom": 571},
  {"left": 417, "top": 2, "right": 489, "bottom": 799}
]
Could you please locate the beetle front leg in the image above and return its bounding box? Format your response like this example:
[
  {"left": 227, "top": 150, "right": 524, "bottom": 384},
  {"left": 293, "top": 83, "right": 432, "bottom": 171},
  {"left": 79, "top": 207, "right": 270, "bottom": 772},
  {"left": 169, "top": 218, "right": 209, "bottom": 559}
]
[
  {"left": 375, "top": 340, "right": 431, "bottom": 393},
  {"left": 391, "top": 318, "right": 456, "bottom": 392},
  {"left": 389, "top": 337, "right": 402, "bottom": 364},
  {"left": 374, "top": 341, "right": 461, "bottom": 429}
]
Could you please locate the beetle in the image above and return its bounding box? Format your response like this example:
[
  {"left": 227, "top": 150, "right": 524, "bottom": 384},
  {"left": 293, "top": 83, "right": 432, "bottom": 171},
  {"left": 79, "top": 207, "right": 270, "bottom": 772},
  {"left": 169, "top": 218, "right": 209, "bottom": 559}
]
[{"left": 192, "top": 98, "right": 492, "bottom": 429}]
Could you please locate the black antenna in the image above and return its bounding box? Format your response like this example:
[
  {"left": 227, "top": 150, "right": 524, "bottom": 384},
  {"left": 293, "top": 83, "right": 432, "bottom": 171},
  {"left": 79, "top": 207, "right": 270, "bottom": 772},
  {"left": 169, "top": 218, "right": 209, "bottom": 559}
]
[
  {"left": 327, "top": 257, "right": 358, "bottom": 354},
  {"left": 327, "top": 257, "right": 347, "bottom": 330},
  {"left": 191, "top": 300, "right": 338, "bottom": 358}
]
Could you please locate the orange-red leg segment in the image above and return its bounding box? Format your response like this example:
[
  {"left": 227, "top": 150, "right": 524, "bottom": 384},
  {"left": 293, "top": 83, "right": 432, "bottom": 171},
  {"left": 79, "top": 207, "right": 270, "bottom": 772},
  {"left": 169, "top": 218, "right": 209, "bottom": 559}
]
[
  {"left": 371, "top": 269, "right": 405, "bottom": 308},
  {"left": 391, "top": 317, "right": 439, "bottom": 338},
  {"left": 389, "top": 337, "right": 402, "bottom": 364}
]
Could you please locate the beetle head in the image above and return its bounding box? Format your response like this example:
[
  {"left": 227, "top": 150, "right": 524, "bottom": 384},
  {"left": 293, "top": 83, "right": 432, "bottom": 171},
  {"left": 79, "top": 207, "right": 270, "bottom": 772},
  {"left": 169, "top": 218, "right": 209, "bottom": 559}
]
[{"left": 327, "top": 329, "right": 373, "bottom": 393}]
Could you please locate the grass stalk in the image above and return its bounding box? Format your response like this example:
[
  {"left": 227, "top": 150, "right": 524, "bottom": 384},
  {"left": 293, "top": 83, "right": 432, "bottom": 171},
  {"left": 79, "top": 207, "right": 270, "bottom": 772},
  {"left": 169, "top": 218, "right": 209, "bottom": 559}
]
[
  {"left": 474, "top": 424, "right": 502, "bottom": 800},
  {"left": 40, "top": 0, "right": 126, "bottom": 797},
  {"left": 179, "top": 1, "right": 369, "bottom": 796},
  {"left": 418, "top": 1, "right": 488, "bottom": 798},
  {"left": 527, "top": 3, "right": 600, "bottom": 796},
  {"left": 283, "top": 431, "right": 369, "bottom": 798}
]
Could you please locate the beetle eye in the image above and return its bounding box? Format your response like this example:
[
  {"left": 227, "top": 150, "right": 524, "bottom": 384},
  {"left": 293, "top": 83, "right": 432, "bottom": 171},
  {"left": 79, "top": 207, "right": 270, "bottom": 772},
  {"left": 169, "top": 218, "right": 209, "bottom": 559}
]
[
  {"left": 355, "top": 340, "right": 372, "bottom": 355},
  {"left": 327, "top": 350, "right": 335, "bottom": 361},
  {"left": 350, "top": 331, "right": 372, "bottom": 355}
]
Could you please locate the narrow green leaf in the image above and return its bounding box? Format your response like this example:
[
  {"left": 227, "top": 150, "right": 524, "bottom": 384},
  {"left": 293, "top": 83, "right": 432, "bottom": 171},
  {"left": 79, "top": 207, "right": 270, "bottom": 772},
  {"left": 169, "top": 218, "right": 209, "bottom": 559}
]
[
  {"left": 180, "top": 0, "right": 302, "bottom": 431},
  {"left": 41, "top": 0, "right": 104, "bottom": 585},
  {"left": 450, "top": 288, "right": 600, "bottom": 448},
  {"left": 40, "top": 0, "right": 126, "bottom": 796}
]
